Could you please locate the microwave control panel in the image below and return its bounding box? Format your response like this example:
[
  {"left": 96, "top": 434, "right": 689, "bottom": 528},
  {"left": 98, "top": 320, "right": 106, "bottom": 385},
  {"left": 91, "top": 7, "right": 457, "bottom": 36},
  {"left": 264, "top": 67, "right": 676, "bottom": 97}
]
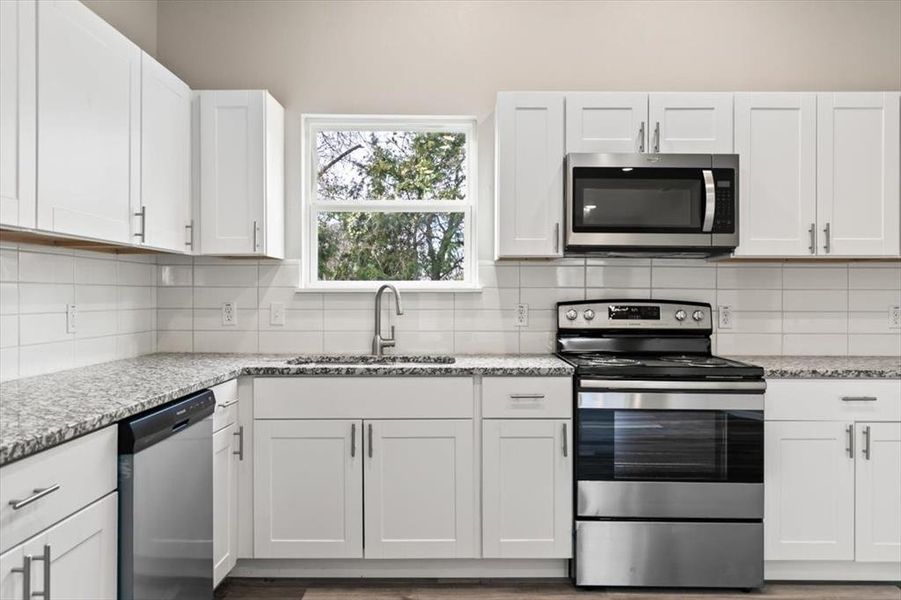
[{"left": 712, "top": 169, "right": 735, "bottom": 233}]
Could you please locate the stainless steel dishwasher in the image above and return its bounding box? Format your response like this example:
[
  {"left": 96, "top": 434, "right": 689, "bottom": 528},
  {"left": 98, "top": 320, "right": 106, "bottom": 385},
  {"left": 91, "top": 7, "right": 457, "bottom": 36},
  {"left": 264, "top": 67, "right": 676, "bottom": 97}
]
[{"left": 118, "top": 389, "right": 216, "bottom": 600}]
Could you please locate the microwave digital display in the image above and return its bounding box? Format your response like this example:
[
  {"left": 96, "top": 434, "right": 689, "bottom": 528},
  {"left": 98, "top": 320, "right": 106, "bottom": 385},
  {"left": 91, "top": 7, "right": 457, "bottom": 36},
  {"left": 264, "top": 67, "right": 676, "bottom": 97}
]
[{"left": 608, "top": 306, "right": 660, "bottom": 320}]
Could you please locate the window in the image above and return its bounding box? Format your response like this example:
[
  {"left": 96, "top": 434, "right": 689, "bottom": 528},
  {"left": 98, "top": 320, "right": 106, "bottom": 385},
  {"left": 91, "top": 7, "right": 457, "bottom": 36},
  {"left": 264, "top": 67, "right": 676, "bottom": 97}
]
[{"left": 302, "top": 115, "right": 477, "bottom": 290}]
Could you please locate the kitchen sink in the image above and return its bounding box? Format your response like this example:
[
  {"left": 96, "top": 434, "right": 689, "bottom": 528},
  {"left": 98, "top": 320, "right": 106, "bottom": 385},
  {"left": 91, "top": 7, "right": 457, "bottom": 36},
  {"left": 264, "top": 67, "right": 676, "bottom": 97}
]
[{"left": 286, "top": 354, "right": 455, "bottom": 365}]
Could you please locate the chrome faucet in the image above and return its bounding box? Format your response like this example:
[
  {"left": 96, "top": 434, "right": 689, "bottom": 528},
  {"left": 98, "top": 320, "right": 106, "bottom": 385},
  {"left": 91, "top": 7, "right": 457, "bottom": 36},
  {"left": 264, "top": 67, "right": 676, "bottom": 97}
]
[{"left": 372, "top": 284, "right": 404, "bottom": 356}]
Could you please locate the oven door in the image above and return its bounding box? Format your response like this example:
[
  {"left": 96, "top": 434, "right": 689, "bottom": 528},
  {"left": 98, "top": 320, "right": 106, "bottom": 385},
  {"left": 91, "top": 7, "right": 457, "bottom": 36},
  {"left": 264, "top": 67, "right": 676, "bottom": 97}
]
[
  {"left": 566, "top": 153, "right": 735, "bottom": 250},
  {"left": 576, "top": 379, "right": 764, "bottom": 520}
]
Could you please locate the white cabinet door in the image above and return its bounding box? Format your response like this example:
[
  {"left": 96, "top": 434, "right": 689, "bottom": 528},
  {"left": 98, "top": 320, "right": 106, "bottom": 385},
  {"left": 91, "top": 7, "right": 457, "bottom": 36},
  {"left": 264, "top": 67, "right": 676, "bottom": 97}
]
[
  {"left": 0, "top": 544, "right": 25, "bottom": 600},
  {"left": 817, "top": 92, "right": 901, "bottom": 256},
  {"left": 213, "top": 423, "right": 237, "bottom": 586},
  {"left": 36, "top": 0, "right": 140, "bottom": 244},
  {"left": 565, "top": 92, "right": 648, "bottom": 153},
  {"left": 482, "top": 419, "right": 571, "bottom": 558},
  {"left": 855, "top": 422, "right": 901, "bottom": 562},
  {"left": 764, "top": 421, "right": 854, "bottom": 561},
  {"left": 495, "top": 92, "right": 565, "bottom": 258},
  {"left": 734, "top": 93, "right": 817, "bottom": 256},
  {"left": 0, "top": 0, "right": 36, "bottom": 228},
  {"left": 140, "top": 52, "right": 192, "bottom": 253},
  {"left": 648, "top": 92, "right": 733, "bottom": 153},
  {"left": 254, "top": 419, "right": 363, "bottom": 558},
  {"left": 364, "top": 419, "right": 475, "bottom": 558}
]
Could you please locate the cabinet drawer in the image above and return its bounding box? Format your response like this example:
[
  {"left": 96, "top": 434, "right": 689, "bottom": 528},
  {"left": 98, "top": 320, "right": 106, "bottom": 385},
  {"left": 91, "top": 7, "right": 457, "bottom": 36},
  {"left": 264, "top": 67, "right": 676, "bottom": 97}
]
[
  {"left": 212, "top": 378, "right": 238, "bottom": 432},
  {"left": 482, "top": 377, "right": 572, "bottom": 418},
  {"left": 766, "top": 379, "right": 901, "bottom": 421},
  {"left": 0, "top": 426, "right": 117, "bottom": 553}
]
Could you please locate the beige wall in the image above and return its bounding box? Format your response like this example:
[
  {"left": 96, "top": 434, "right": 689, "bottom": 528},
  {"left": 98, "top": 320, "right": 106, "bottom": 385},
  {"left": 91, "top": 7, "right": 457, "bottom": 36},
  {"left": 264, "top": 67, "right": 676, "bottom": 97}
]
[
  {"left": 83, "top": 0, "right": 158, "bottom": 57},
  {"left": 155, "top": 0, "right": 901, "bottom": 258}
]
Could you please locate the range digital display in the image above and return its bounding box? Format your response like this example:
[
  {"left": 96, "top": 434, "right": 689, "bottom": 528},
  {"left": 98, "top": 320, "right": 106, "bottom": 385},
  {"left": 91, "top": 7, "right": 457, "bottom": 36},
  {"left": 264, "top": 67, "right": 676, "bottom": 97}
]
[{"left": 608, "top": 305, "right": 661, "bottom": 320}]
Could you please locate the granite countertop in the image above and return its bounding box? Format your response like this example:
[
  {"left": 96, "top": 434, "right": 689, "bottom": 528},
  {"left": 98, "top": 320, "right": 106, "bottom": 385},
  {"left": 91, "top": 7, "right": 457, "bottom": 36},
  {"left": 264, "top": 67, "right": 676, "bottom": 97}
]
[
  {"left": 0, "top": 353, "right": 573, "bottom": 466},
  {"left": 729, "top": 355, "right": 901, "bottom": 379}
]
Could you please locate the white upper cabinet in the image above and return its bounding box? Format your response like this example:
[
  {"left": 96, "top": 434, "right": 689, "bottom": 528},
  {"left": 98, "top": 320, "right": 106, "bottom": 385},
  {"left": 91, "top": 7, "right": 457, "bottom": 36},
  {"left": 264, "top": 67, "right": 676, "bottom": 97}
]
[
  {"left": 565, "top": 92, "right": 648, "bottom": 153},
  {"left": 495, "top": 92, "right": 565, "bottom": 258},
  {"left": 35, "top": 0, "right": 140, "bottom": 244},
  {"left": 648, "top": 92, "right": 734, "bottom": 153},
  {"left": 816, "top": 92, "right": 900, "bottom": 257},
  {"left": 140, "top": 52, "right": 192, "bottom": 253},
  {"left": 734, "top": 93, "right": 818, "bottom": 256},
  {"left": 764, "top": 420, "right": 855, "bottom": 561},
  {"left": 855, "top": 422, "right": 901, "bottom": 563},
  {"left": 198, "top": 90, "right": 284, "bottom": 258},
  {"left": 364, "top": 419, "right": 475, "bottom": 559},
  {"left": 0, "top": 0, "right": 36, "bottom": 229}
]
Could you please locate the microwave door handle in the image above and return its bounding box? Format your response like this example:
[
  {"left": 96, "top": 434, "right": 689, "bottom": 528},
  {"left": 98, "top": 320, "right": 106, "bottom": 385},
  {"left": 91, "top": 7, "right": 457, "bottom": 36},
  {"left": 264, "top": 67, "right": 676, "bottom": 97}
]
[{"left": 702, "top": 169, "right": 715, "bottom": 233}]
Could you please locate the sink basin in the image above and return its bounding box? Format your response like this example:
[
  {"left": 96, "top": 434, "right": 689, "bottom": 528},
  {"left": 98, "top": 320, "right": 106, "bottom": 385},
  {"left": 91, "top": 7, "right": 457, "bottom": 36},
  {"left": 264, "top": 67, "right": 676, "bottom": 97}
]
[{"left": 286, "top": 354, "right": 456, "bottom": 365}]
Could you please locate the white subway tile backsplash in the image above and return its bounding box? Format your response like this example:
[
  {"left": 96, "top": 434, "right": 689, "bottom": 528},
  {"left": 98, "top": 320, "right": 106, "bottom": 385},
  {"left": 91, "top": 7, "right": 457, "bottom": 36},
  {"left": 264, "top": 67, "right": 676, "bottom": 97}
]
[
  {"left": 0, "top": 249, "right": 17, "bottom": 281},
  {"left": 728, "top": 312, "right": 782, "bottom": 334},
  {"left": 157, "top": 330, "right": 194, "bottom": 352},
  {"left": 782, "top": 333, "right": 848, "bottom": 356},
  {"left": 519, "top": 265, "right": 584, "bottom": 288},
  {"left": 158, "top": 265, "right": 193, "bottom": 286},
  {"left": 158, "top": 287, "right": 193, "bottom": 309},
  {"left": 118, "top": 309, "right": 155, "bottom": 334},
  {"left": 782, "top": 266, "right": 848, "bottom": 290},
  {"left": 75, "top": 257, "right": 118, "bottom": 285},
  {"left": 19, "top": 341, "right": 74, "bottom": 377},
  {"left": 193, "top": 330, "right": 258, "bottom": 353},
  {"left": 849, "top": 265, "right": 901, "bottom": 289},
  {"left": 194, "top": 265, "right": 259, "bottom": 287},
  {"left": 0, "top": 283, "right": 17, "bottom": 314},
  {"left": 477, "top": 263, "right": 519, "bottom": 288},
  {"left": 18, "top": 313, "right": 71, "bottom": 345},
  {"left": 454, "top": 288, "right": 518, "bottom": 310},
  {"left": 520, "top": 331, "right": 555, "bottom": 354},
  {"left": 653, "top": 289, "right": 716, "bottom": 306},
  {"left": 0, "top": 315, "right": 18, "bottom": 348},
  {"left": 259, "top": 287, "right": 323, "bottom": 310},
  {"left": 19, "top": 283, "right": 74, "bottom": 313},
  {"left": 519, "top": 287, "right": 583, "bottom": 309},
  {"left": 118, "top": 286, "right": 156, "bottom": 310},
  {"left": 586, "top": 266, "right": 650, "bottom": 288},
  {"left": 194, "top": 286, "right": 258, "bottom": 309},
  {"left": 783, "top": 289, "right": 848, "bottom": 312},
  {"left": 74, "top": 285, "right": 117, "bottom": 312},
  {"left": 716, "top": 267, "right": 781, "bottom": 290},
  {"left": 194, "top": 308, "right": 258, "bottom": 331},
  {"left": 259, "top": 309, "right": 323, "bottom": 331},
  {"left": 849, "top": 311, "right": 899, "bottom": 334},
  {"left": 77, "top": 310, "right": 120, "bottom": 338},
  {"left": 651, "top": 267, "right": 716, "bottom": 289},
  {"left": 158, "top": 309, "right": 193, "bottom": 331},
  {"left": 716, "top": 333, "right": 782, "bottom": 355},
  {"left": 258, "top": 261, "right": 302, "bottom": 288},
  {"left": 259, "top": 331, "right": 323, "bottom": 354},
  {"left": 394, "top": 331, "right": 455, "bottom": 354},
  {"left": 453, "top": 309, "right": 517, "bottom": 331},
  {"left": 322, "top": 331, "right": 371, "bottom": 354},
  {"left": 454, "top": 331, "right": 518, "bottom": 354},
  {"left": 585, "top": 288, "right": 650, "bottom": 300},
  {"left": 17, "top": 250, "right": 73, "bottom": 283},
  {"left": 849, "top": 289, "right": 901, "bottom": 312},
  {"left": 74, "top": 337, "right": 118, "bottom": 367},
  {"left": 0, "top": 347, "right": 19, "bottom": 381},
  {"left": 782, "top": 312, "right": 848, "bottom": 334},
  {"left": 848, "top": 334, "right": 901, "bottom": 356},
  {"left": 716, "top": 289, "right": 782, "bottom": 311},
  {"left": 392, "top": 309, "right": 452, "bottom": 332}
]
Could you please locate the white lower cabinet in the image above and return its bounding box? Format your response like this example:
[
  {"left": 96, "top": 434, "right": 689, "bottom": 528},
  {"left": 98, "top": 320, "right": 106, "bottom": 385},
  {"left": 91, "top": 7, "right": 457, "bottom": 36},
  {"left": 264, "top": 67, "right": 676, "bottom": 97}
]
[
  {"left": 364, "top": 419, "right": 474, "bottom": 559},
  {"left": 855, "top": 422, "right": 901, "bottom": 562},
  {"left": 482, "top": 419, "right": 571, "bottom": 558},
  {"left": 764, "top": 420, "right": 855, "bottom": 561},
  {"left": 0, "top": 493, "right": 117, "bottom": 600},
  {"left": 213, "top": 422, "right": 238, "bottom": 586},
  {"left": 253, "top": 419, "right": 363, "bottom": 559}
]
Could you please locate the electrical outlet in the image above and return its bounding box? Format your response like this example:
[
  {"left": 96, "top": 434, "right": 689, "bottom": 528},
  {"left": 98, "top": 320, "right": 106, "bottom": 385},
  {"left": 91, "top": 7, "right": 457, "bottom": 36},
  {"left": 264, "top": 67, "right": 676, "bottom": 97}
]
[
  {"left": 515, "top": 303, "right": 529, "bottom": 327},
  {"left": 890, "top": 305, "right": 901, "bottom": 329},
  {"left": 221, "top": 302, "right": 237, "bottom": 326},
  {"left": 717, "top": 305, "right": 733, "bottom": 330},
  {"left": 66, "top": 304, "right": 77, "bottom": 334},
  {"left": 270, "top": 302, "right": 286, "bottom": 326}
]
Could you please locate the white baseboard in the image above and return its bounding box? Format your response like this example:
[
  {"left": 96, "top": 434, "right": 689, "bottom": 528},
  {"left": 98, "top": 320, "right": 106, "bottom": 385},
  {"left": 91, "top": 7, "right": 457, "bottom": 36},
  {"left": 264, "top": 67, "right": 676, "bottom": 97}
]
[
  {"left": 231, "top": 558, "right": 569, "bottom": 579},
  {"left": 765, "top": 560, "right": 901, "bottom": 582}
]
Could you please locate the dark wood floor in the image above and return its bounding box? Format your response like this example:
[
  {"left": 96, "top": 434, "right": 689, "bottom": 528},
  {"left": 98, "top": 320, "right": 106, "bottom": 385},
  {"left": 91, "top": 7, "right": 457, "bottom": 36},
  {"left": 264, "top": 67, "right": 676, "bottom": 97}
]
[{"left": 215, "top": 578, "right": 901, "bottom": 600}]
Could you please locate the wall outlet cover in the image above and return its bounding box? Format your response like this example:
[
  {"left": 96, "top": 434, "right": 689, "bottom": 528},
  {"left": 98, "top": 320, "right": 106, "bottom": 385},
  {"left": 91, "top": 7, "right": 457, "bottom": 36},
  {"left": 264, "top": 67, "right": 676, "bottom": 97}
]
[
  {"left": 890, "top": 305, "right": 901, "bottom": 329},
  {"left": 66, "top": 304, "right": 77, "bottom": 334},
  {"left": 270, "top": 302, "right": 286, "bottom": 326},
  {"left": 717, "top": 305, "right": 732, "bottom": 330},
  {"left": 222, "top": 302, "right": 237, "bottom": 326},
  {"left": 515, "top": 303, "right": 529, "bottom": 327}
]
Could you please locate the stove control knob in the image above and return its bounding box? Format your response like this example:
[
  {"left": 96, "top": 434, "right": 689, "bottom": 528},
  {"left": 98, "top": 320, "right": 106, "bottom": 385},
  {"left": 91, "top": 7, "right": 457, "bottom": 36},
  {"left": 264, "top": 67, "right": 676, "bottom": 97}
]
[
  {"left": 674, "top": 309, "right": 687, "bottom": 322},
  {"left": 583, "top": 309, "right": 596, "bottom": 321},
  {"left": 565, "top": 309, "right": 578, "bottom": 321},
  {"left": 692, "top": 310, "right": 704, "bottom": 322}
]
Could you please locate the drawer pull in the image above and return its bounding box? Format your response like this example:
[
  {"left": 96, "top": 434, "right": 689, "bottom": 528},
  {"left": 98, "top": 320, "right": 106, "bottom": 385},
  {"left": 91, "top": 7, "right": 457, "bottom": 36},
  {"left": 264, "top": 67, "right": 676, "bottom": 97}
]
[
  {"left": 217, "top": 399, "right": 238, "bottom": 409},
  {"left": 233, "top": 425, "right": 244, "bottom": 461},
  {"left": 863, "top": 425, "right": 872, "bottom": 460},
  {"left": 562, "top": 423, "right": 568, "bottom": 458},
  {"left": 841, "top": 396, "right": 877, "bottom": 402},
  {"left": 10, "top": 555, "right": 31, "bottom": 600},
  {"left": 30, "top": 545, "right": 50, "bottom": 599},
  {"left": 846, "top": 424, "right": 854, "bottom": 458},
  {"left": 9, "top": 485, "right": 60, "bottom": 510},
  {"left": 509, "top": 394, "right": 545, "bottom": 400}
]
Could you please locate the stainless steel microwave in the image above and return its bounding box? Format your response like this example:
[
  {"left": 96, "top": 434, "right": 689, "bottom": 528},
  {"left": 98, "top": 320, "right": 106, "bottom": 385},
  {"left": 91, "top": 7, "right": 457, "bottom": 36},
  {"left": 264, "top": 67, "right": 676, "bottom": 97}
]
[{"left": 565, "top": 153, "right": 739, "bottom": 257}]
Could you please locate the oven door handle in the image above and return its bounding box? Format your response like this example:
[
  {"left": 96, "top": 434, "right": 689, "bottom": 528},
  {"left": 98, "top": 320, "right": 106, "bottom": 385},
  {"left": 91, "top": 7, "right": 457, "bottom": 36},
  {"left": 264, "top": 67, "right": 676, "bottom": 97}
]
[
  {"left": 578, "top": 391, "right": 764, "bottom": 411},
  {"left": 701, "top": 169, "right": 716, "bottom": 233},
  {"left": 580, "top": 379, "right": 766, "bottom": 392}
]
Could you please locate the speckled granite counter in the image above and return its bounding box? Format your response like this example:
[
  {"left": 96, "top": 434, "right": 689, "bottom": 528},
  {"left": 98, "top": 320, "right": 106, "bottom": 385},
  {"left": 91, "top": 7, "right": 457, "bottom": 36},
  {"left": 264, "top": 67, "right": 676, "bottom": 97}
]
[
  {"left": 729, "top": 356, "right": 901, "bottom": 379},
  {"left": 0, "top": 353, "right": 573, "bottom": 466}
]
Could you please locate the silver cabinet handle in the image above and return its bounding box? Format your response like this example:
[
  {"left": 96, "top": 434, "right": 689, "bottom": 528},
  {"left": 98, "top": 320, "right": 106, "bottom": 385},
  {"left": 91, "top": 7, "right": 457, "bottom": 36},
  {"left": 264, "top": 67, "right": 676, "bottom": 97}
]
[
  {"left": 842, "top": 396, "right": 877, "bottom": 402},
  {"left": 562, "top": 423, "right": 568, "bottom": 458},
  {"left": 509, "top": 393, "right": 545, "bottom": 400},
  {"left": 217, "top": 399, "right": 238, "bottom": 409},
  {"left": 350, "top": 423, "right": 356, "bottom": 458},
  {"left": 30, "top": 545, "right": 50, "bottom": 599},
  {"left": 863, "top": 425, "right": 871, "bottom": 460},
  {"left": 185, "top": 221, "right": 194, "bottom": 250},
  {"left": 553, "top": 223, "right": 560, "bottom": 253},
  {"left": 638, "top": 121, "right": 646, "bottom": 153},
  {"left": 653, "top": 121, "right": 660, "bottom": 153},
  {"left": 252, "top": 220, "right": 260, "bottom": 252},
  {"left": 10, "top": 554, "right": 32, "bottom": 600},
  {"left": 133, "top": 206, "right": 146, "bottom": 242},
  {"left": 701, "top": 169, "right": 715, "bottom": 232},
  {"left": 808, "top": 223, "right": 816, "bottom": 254},
  {"left": 9, "top": 485, "right": 60, "bottom": 510},
  {"left": 823, "top": 222, "right": 831, "bottom": 254},
  {"left": 846, "top": 424, "right": 854, "bottom": 458},
  {"left": 368, "top": 423, "right": 373, "bottom": 459},
  {"left": 233, "top": 425, "right": 244, "bottom": 461}
]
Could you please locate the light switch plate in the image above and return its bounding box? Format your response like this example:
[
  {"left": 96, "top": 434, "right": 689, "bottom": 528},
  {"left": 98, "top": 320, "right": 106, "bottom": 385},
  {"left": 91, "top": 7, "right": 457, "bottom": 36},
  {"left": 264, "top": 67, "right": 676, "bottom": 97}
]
[
  {"left": 717, "top": 305, "right": 732, "bottom": 330},
  {"left": 221, "top": 302, "right": 237, "bottom": 326},
  {"left": 66, "top": 304, "right": 77, "bottom": 334},
  {"left": 515, "top": 303, "right": 529, "bottom": 327},
  {"left": 890, "top": 305, "right": 901, "bottom": 329},
  {"left": 270, "top": 302, "right": 286, "bottom": 326}
]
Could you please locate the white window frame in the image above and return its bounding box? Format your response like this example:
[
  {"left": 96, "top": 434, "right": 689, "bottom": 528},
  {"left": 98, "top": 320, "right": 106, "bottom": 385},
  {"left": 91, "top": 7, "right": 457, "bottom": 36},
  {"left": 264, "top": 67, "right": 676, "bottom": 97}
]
[{"left": 301, "top": 114, "right": 479, "bottom": 291}]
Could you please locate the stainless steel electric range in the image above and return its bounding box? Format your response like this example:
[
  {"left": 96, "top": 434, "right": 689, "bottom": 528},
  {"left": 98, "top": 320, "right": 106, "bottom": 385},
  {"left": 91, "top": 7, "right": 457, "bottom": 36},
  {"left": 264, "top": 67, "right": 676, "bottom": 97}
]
[{"left": 556, "top": 299, "right": 765, "bottom": 590}]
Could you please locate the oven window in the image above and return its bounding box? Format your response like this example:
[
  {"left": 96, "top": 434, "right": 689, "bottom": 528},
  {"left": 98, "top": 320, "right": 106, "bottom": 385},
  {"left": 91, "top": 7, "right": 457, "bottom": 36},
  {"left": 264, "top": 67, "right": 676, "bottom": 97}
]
[
  {"left": 577, "top": 409, "right": 763, "bottom": 483},
  {"left": 572, "top": 167, "right": 704, "bottom": 233}
]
